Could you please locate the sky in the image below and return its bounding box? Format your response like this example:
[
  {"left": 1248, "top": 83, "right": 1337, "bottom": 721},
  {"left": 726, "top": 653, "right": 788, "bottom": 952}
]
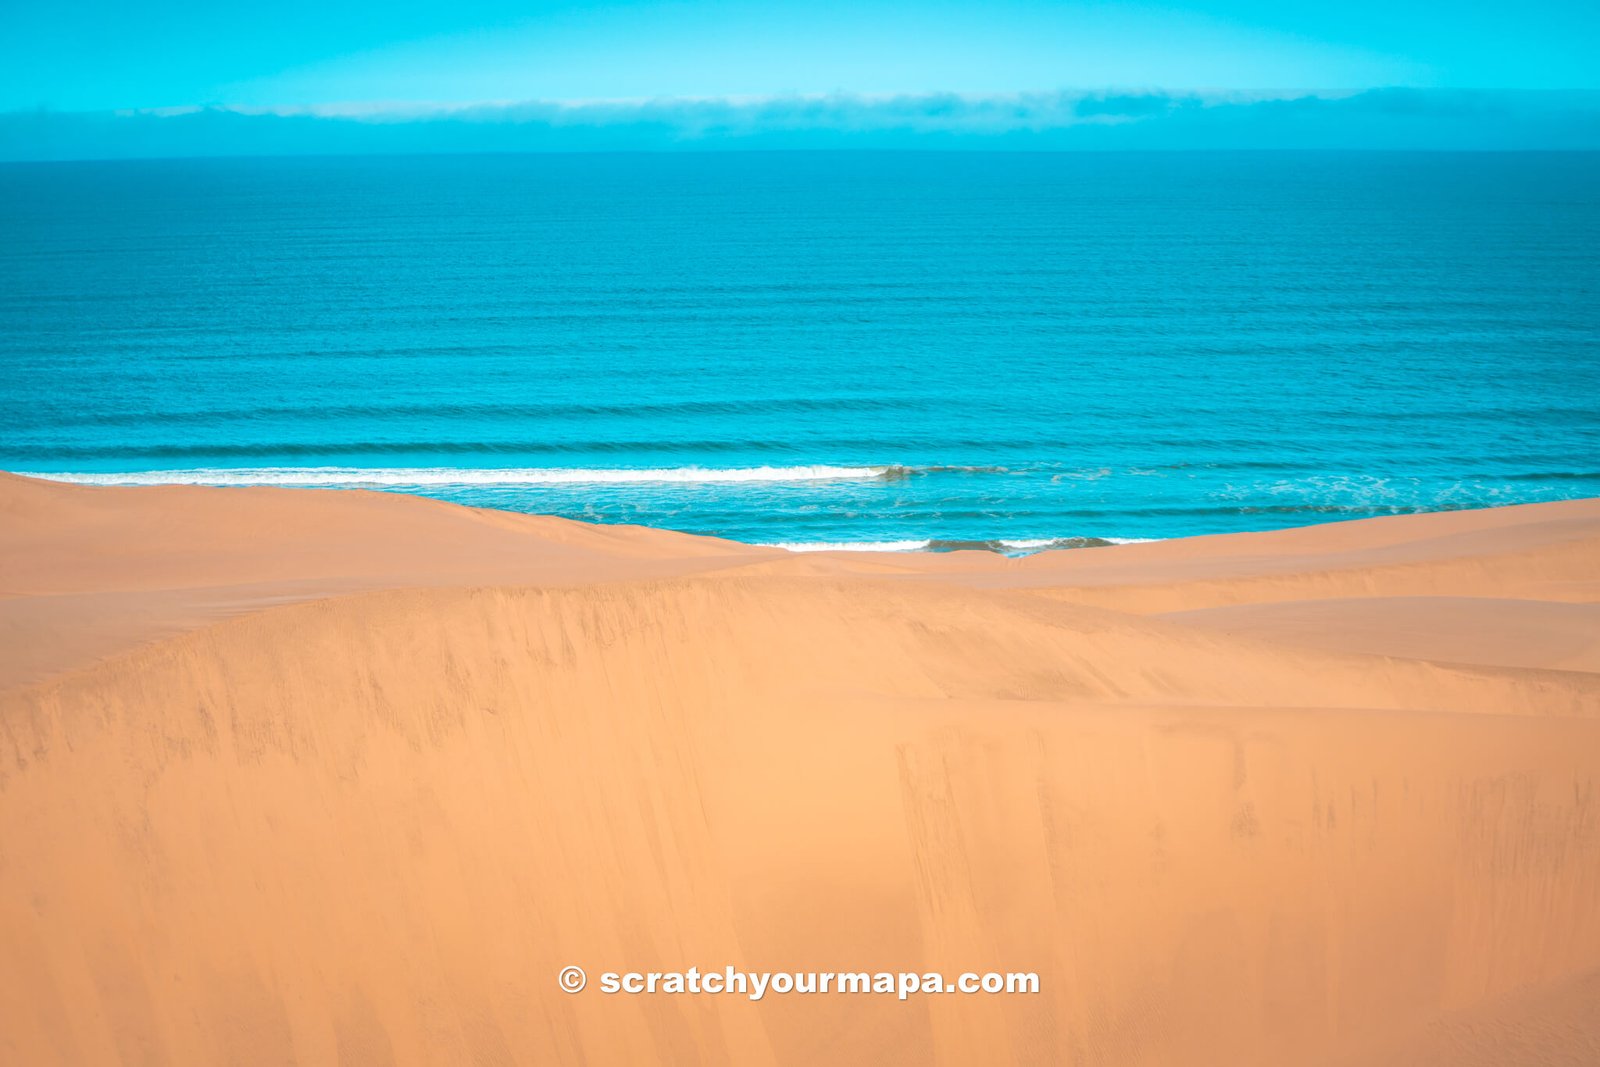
[{"left": 4, "top": 0, "right": 1600, "bottom": 114}]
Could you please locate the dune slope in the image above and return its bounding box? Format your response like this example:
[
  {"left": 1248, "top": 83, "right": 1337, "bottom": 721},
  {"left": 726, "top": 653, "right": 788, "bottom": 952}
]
[{"left": 1, "top": 474, "right": 1597, "bottom": 1065}]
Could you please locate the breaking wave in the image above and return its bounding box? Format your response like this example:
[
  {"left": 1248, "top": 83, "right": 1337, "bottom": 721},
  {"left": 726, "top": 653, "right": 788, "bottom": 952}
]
[{"left": 20, "top": 465, "right": 910, "bottom": 487}]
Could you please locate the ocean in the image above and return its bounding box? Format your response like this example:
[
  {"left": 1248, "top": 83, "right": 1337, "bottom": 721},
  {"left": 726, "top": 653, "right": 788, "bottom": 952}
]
[{"left": 2, "top": 151, "right": 1596, "bottom": 551}]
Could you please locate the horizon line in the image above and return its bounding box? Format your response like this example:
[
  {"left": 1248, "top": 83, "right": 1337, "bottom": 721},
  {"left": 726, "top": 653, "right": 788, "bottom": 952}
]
[{"left": 7, "top": 86, "right": 1599, "bottom": 121}]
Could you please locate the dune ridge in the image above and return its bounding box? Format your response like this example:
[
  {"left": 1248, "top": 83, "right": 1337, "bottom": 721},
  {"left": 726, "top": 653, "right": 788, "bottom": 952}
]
[{"left": 1, "top": 473, "right": 1597, "bottom": 1065}]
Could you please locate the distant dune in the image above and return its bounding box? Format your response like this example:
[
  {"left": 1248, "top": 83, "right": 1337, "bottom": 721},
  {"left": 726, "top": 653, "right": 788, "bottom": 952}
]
[{"left": 1, "top": 471, "right": 1597, "bottom": 1065}]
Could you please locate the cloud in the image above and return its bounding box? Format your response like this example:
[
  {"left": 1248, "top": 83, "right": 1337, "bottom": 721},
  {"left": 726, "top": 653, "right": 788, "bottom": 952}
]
[{"left": 4, "top": 89, "right": 1599, "bottom": 160}]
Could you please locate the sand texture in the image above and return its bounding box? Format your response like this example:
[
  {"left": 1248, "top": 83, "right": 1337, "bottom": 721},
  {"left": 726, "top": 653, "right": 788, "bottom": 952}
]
[{"left": 2, "top": 472, "right": 1597, "bottom": 1065}]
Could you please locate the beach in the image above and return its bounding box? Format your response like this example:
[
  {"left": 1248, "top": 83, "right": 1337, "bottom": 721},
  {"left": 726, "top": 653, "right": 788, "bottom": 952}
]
[{"left": 2, "top": 470, "right": 1596, "bottom": 1064}]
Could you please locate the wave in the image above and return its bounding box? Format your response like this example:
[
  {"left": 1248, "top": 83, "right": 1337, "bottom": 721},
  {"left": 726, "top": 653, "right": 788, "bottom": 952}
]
[
  {"left": 7, "top": 441, "right": 910, "bottom": 460},
  {"left": 39, "top": 396, "right": 937, "bottom": 429},
  {"left": 995, "top": 536, "right": 1157, "bottom": 550},
  {"left": 925, "top": 536, "right": 1157, "bottom": 554},
  {"left": 768, "top": 540, "right": 932, "bottom": 553},
  {"left": 20, "top": 465, "right": 907, "bottom": 487},
  {"left": 769, "top": 536, "right": 1159, "bottom": 555}
]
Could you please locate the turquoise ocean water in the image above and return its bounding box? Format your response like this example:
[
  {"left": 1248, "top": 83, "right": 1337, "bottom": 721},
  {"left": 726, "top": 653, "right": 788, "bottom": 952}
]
[{"left": 2, "top": 152, "right": 1596, "bottom": 550}]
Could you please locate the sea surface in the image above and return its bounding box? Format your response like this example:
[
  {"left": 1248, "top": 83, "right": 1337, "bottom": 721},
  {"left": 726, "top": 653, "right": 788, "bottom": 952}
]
[{"left": 2, "top": 152, "right": 1597, "bottom": 551}]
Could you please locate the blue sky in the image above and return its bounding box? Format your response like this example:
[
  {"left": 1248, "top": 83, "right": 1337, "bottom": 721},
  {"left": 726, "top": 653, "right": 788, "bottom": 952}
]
[{"left": 4, "top": 0, "right": 1599, "bottom": 113}]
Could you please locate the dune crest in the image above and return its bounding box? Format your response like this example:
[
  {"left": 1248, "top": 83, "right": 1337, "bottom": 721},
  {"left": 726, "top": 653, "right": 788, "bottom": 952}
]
[{"left": 1, "top": 474, "right": 1597, "bottom": 1065}]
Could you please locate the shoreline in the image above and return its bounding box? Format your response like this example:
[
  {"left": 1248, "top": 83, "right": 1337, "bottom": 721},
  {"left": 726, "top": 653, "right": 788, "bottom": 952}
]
[{"left": 13, "top": 465, "right": 1596, "bottom": 557}]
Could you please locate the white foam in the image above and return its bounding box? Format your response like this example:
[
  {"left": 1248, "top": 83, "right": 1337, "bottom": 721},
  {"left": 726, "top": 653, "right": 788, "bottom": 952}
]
[
  {"left": 766, "top": 540, "right": 932, "bottom": 553},
  {"left": 20, "top": 465, "right": 895, "bottom": 487},
  {"left": 773, "top": 536, "right": 1159, "bottom": 554},
  {"left": 997, "top": 536, "right": 1159, "bottom": 549}
]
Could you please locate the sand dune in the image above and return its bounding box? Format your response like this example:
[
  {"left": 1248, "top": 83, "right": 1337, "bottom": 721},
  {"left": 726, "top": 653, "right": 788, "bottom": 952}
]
[
  {"left": 1163, "top": 597, "right": 1600, "bottom": 672},
  {"left": 2, "top": 473, "right": 1597, "bottom": 1064}
]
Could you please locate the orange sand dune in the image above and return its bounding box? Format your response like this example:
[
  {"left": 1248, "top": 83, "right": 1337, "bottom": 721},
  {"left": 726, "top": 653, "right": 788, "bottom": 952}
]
[{"left": 1, "top": 473, "right": 1597, "bottom": 1065}]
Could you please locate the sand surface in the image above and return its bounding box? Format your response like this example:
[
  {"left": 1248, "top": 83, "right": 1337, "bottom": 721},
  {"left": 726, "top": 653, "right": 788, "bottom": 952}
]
[{"left": 2, "top": 471, "right": 1597, "bottom": 1065}]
